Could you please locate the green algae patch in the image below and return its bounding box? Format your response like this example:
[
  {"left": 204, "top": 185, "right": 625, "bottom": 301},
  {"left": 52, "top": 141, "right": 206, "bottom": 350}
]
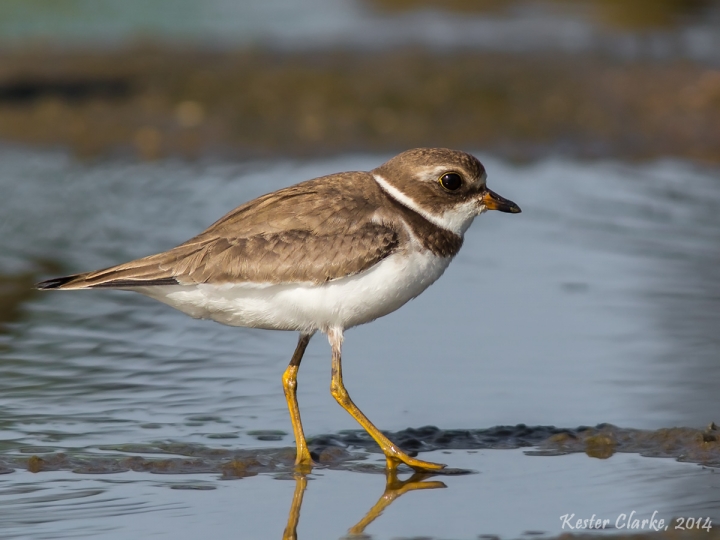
[
  {"left": 220, "top": 457, "right": 263, "bottom": 479},
  {"left": 314, "top": 446, "right": 352, "bottom": 466},
  {"left": 583, "top": 432, "right": 617, "bottom": 460},
  {"left": 26, "top": 455, "right": 44, "bottom": 473},
  {"left": 317, "top": 423, "right": 720, "bottom": 468},
  {"left": 533, "top": 422, "right": 720, "bottom": 467},
  {"left": 3, "top": 423, "right": 718, "bottom": 478}
]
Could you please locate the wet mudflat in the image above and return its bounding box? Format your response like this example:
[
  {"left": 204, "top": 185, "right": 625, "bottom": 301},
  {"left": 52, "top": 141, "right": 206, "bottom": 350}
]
[{"left": 1, "top": 147, "right": 719, "bottom": 538}]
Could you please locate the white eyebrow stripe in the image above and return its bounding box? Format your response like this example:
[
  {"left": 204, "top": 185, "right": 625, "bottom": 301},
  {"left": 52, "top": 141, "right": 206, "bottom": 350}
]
[{"left": 372, "top": 173, "right": 458, "bottom": 234}]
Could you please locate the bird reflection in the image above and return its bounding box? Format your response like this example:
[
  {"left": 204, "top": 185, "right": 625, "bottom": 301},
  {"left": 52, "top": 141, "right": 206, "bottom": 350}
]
[{"left": 282, "top": 469, "right": 446, "bottom": 540}]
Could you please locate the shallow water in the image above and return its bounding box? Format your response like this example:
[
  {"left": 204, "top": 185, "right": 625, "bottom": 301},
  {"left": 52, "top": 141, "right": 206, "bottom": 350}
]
[
  {"left": 1, "top": 451, "right": 718, "bottom": 540},
  {"left": 1, "top": 147, "right": 720, "bottom": 538}
]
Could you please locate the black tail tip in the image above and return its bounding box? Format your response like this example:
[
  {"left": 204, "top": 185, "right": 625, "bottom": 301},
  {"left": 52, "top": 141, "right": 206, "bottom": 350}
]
[{"left": 36, "top": 276, "right": 76, "bottom": 290}]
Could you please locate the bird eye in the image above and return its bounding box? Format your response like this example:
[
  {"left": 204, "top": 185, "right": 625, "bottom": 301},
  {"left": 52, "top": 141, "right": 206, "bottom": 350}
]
[{"left": 439, "top": 172, "right": 462, "bottom": 191}]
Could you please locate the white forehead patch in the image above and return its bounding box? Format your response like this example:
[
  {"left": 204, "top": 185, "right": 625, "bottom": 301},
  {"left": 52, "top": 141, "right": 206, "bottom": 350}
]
[{"left": 429, "top": 165, "right": 451, "bottom": 178}]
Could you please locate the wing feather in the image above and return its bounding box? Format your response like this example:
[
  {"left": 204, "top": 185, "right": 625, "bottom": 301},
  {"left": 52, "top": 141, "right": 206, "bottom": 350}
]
[{"left": 37, "top": 172, "right": 403, "bottom": 289}]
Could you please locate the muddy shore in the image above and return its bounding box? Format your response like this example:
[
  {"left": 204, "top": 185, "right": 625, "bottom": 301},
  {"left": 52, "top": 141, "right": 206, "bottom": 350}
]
[{"left": 0, "top": 46, "right": 718, "bottom": 162}]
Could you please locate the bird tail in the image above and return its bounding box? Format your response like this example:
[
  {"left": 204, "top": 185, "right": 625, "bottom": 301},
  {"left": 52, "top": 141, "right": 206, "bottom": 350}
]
[
  {"left": 36, "top": 274, "right": 87, "bottom": 290},
  {"left": 35, "top": 243, "right": 205, "bottom": 291},
  {"left": 36, "top": 268, "right": 179, "bottom": 290}
]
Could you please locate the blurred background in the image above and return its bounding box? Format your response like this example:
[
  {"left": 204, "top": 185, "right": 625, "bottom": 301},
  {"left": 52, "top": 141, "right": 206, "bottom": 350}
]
[
  {"left": 2, "top": 2, "right": 720, "bottom": 539},
  {"left": 0, "top": 0, "right": 719, "bottom": 161}
]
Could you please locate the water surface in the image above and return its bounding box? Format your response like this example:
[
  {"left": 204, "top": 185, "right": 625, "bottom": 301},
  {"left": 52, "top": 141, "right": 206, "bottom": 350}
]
[{"left": 1, "top": 147, "right": 719, "bottom": 538}]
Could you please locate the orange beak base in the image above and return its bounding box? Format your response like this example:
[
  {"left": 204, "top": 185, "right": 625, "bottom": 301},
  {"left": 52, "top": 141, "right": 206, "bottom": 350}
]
[{"left": 481, "top": 189, "right": 521, "bottom": 214}]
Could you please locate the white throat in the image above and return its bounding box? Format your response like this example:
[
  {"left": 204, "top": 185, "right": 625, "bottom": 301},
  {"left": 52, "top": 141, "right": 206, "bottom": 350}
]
[{"left": 372, "top": 173, "right": 477, "bottom": 235}]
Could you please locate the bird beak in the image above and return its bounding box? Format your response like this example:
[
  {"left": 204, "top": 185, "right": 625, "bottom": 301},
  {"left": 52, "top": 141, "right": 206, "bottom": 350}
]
[{"left": 481, "top": 189, "right": 521, "bottom": 214}]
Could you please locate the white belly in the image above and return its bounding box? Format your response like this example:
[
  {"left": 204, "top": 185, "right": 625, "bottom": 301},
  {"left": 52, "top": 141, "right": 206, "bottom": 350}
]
[{"left": 133, "top": 249, "right": 452, "bottom": 333}]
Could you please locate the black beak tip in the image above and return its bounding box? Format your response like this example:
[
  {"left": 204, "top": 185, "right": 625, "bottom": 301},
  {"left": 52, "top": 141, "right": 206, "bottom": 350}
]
[{"left": 502, "top": 202, "right": 522, "bottom": 214}]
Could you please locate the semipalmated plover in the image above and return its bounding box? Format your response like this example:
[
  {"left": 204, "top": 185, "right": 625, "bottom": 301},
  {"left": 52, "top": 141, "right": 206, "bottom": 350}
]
[{"left": 37, "top": 148, "right": 520, "bottom": 472}]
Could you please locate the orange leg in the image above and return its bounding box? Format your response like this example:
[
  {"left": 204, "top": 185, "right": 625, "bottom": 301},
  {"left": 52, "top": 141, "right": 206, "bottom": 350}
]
[
  {"left": 282, "top": 333, "right": 314, "bottom": 468},
  {"left": 327, "top": 327, "right": 446, "bottom": 473}
]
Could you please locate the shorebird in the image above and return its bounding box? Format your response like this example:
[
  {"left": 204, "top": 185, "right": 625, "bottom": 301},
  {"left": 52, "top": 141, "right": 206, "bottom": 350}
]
[{"left": 37, "top": 148, "right": 521, "bottom": 472}]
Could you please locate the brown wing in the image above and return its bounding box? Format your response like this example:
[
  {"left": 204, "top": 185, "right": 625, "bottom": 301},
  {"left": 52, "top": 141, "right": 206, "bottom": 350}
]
[
  {"left": 184, "top": 171, "right": 381, "bottom": 240},
  {"left": 37, "top": 172, "right": 402, "bottom": 289}
]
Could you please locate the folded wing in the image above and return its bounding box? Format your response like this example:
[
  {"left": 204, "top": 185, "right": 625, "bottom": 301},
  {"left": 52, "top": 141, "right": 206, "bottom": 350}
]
[{"left": 37, "top": 172, "right": 401, "bottom": 290}]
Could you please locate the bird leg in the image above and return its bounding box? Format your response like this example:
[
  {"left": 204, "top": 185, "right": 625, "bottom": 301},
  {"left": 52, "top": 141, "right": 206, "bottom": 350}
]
[
  {"left": 327, "top": 327, "right": 446, "bottom": 473},
  {"left": 282, "top": 333, "right": 314, "bottom": 467}
]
